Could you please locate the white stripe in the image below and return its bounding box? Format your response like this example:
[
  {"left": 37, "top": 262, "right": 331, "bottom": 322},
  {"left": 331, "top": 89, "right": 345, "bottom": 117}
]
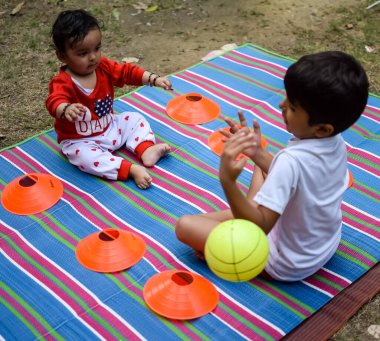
[
  {"left": 321, "top": 267, "right": 352, "bottom": 285},
  {"left": 5, "top": 148, "right": 286, "bottom": 338},
  {"left": 0, "top": 222, "right": 105, "bottom": 340},
  {"left": 233, "top": 50, "right": 288, "bottom": 71},
  {"left": 301, "top": 281, "right": 334, "bottom": 298},
  {"left": 220, "top": 54, "right": 284, "bottom": 80}
]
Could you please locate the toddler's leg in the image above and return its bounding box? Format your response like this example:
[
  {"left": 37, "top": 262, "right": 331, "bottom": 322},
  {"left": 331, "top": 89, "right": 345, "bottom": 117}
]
[
  {"left": 175, "top": 210, "right": 233, "bottom": 255},
  {"left": 120, "top": 112, "right": 170, "bottom": 167},
  {"left": 62, "top": 140, "right": 152, "bottom": 189}
]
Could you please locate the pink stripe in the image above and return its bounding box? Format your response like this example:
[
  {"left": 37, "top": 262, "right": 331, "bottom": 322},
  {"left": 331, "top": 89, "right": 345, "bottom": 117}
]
[
  {"left": 153, "top": 165, "right": 228, "bottom": 211},
  {"left": 304, "top": 277, "right": 339, "bottom": 296},
  {"left": 35, "top": 212, "right": 78, "bottom": 245},
  {"left": 224, "top": 53, "right": 284, "bottom": 79},
  {"left": 216, "top": 296, "right": 284, "bottom": 339},
  {"left": 342, "top": 217, "right": 380, "bottom": 241},
  {"left": 231, "top": 50, "right": 288, "bottom": 73},
  {"left": 353, "top": 182, "right": 380, "bottom": 201},
  {"left": 316, "top": 268, "right": 351, "bottom": 288},
  {"left": 123, "top": 95, "right": 212, "bottom": 145},
  {"left": 1, "top": 289, "right": 55, "bottom": 340},
  {"left": 253, "top": 280, "right": 311, "bottom": 317},
  {"left": 112, "top": 273, "right": 202, "bottom": 341},
  {"left": 348, "top": 157, "right": 380, "bottom": 177},
  {"left": 204, "top": 61, "right": 286, "bottom": 95},
  {"left": 342, "top": 202, "right": 380, "bottom": 237},
  {"left": 177, "top": 72, "right": 286, "bottom": 130},
  {"left": 350, "top": 124, "right": 372, "bottom": 137},
  {"left": 365, "top": 104, "right": 380, "bottom": 116},
  {"left": 338, "top": 244, "right": 374, "bottom": 267},
  {"left": 6, "top": 146, "right": 284, "bottom": 338},
  {"left": 0, "top": 224, "right": 135, "bottom": 340},
  {"left": 3, "top": 148, "right": 166, "bottom": 273}
]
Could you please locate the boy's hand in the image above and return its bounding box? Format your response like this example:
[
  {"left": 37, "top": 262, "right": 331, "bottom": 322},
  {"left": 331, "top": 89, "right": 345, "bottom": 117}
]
[
  {"left": 220, "top": 131, "right": 251, "bottom": 184},
  {"left": 62, "top": 103, "right": 87, "bottom": 122},
  {"left": 155, "top": 76, "right": 172, "bottom": 90},
  {"left": 220, "top": 111, "right": 262, "bottom": 160}
]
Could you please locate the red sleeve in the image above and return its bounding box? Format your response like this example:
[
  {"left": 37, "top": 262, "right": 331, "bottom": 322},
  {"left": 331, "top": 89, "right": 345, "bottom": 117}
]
[
  {"left": 99, "top": 57, "right": 145, "bottom": 87},
  {"left": 46, "top": 72, "right": 73, "bottom": 117}
]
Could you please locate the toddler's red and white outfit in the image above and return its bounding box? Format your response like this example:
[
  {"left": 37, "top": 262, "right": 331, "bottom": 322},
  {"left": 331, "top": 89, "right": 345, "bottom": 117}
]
[{"left": 46, "top": 57, "right": 156, "bottom": 180}]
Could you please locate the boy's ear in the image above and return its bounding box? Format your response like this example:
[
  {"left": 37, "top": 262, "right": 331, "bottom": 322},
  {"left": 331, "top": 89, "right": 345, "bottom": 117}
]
[
  {"left": 315, "top": 123, "right": 335, "bottom": 137},
  {"left": 56, "top": 51, "right": 66, "bottom": 63}
]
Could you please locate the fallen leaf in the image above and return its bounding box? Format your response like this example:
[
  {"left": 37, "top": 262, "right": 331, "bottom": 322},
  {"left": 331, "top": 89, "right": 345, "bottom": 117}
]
[
  {"left": 345, "top": 23, "right": 354, "bottom": 29},
  {"left": 145, "top": 5, "right": 158, "bottom": 12},
  {"left": 122, "top": 57, "right": 140, "bottom": 63},
  {"left": 10, "top": 1, "right": 24, "bottom": 16}
]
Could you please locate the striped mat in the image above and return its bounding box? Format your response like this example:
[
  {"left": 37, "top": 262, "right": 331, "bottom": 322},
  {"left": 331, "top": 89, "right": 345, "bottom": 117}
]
[{"left": 1, "top": 43, "right": 379, "bottom": 340}]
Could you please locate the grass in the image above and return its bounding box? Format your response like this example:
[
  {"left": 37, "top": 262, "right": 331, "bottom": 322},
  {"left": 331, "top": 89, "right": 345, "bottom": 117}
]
[{"left": 0, "top": 0, "right": 379, "bottom": 339}]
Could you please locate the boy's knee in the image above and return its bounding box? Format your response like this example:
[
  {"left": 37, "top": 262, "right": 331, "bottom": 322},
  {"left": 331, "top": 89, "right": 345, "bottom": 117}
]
[{"left": 175, "top": 215, "right": 192, "bottom": 241}]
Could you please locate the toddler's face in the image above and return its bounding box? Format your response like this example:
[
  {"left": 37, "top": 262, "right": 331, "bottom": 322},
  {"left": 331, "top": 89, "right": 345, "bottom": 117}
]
[
  {"left": 279, "top": 98, "right": 318, "bottom": 139},
  {"left": 60, "top": 28, "right": 102, "bottom": 77}
]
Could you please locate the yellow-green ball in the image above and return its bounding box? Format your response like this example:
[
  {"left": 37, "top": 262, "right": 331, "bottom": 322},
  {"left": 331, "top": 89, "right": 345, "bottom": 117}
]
[{"left": 205, "top": 219, "right": 269, "bottom": 282}]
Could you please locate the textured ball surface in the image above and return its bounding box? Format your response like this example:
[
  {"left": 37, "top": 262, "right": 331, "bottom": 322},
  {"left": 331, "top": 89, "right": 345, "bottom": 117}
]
[{"left": 205, "top": 219, "right": 269, "bottom": 282}]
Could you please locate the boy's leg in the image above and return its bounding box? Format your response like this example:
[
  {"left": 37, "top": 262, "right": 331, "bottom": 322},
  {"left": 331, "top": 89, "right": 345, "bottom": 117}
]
[{"left": 175, "top": 209, "right": 233, "bottom": 253}]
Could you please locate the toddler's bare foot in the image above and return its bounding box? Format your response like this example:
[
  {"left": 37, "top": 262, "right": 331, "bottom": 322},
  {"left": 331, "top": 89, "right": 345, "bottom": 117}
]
[
  {"left": 129, "top": 164, "right": 152, "bottom": 189},
  {"left": 141, "top": 143, "right": 171, "bottom": 167}
]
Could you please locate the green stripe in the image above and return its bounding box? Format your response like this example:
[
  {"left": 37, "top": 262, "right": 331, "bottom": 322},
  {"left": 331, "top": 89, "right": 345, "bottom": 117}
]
[
  {"left": 348, "top": 153, "right": 380, "bottom": 171},
  {"left": 203, "top": 63, "right": 284, "bottom": 94},
  {"left": 219, "top": 302, "right": 275, "bottom": 341},
  {"left": 7, "top": 150, "right": 39, "bottom": 173},
  {"left": 335, "top": 250, "right": 370, "bottom": 270},
  {"left": 255, "top": 278, "right": 314, "bottom": 314},
  {"left": 312, "top": 274, "right": 344, "bottom": 291},
  {"left": 340, "top": 239, "right": 377, "bottom": 264},
  {"left": 228, "top": 52, "right": 286, "bottom": 75},
  {"left": 246, "top": 44, "right": 295, "bottom": 63},
  {"left": 128, "top": 96, "right": 211, "bottom": 140},
  {"left": 2, "top": 282, "right": 64, "bottom": 340},
  {"left": 343, "top": 210, "right": 380, "bottom": 232},
  {"left": 251, "top": 283, "right": 307, "bottom": 319},
  {"left": 0, "top": 296, "right": 42, "bottom": 339},
  {"left": 0, "top": 232, "right": 125, "bottom": 339}
]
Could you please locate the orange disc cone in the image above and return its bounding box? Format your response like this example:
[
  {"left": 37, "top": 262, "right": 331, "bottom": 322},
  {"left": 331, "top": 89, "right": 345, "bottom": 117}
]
[
  {"left": 1, "top": 173, "right": 63, "bottom": 215},
  {"left": 347, "top": 169, "right": 354, "bottom": 189},
  {"left": 166, "top": 93, "right": 220, "bottom": 125},
  {"left": 143, "top": 270, "right": 219, "bottom": 319},
  {"left": 76, "top": 229, "right": 146, "bottom": 273},
  {"left": 208, "top": 126, "right": 267, "bottom": 159}
]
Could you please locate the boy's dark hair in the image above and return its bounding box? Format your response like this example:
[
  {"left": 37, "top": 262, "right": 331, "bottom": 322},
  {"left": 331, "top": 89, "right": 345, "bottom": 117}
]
[
  {"left": 284, "top": 51, "right": 369, "bottom": 135},
  {"left": 51, "top": 9, "right": 101, "bottom": 53}
]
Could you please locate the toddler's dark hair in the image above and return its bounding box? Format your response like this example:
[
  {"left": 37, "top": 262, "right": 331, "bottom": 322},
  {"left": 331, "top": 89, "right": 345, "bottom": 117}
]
[
  {"left": 284, "top": 51, "right": 369, "bottom": 135},
  {"left": 52, "top": 9, "right": 101, "bottom": 53}
]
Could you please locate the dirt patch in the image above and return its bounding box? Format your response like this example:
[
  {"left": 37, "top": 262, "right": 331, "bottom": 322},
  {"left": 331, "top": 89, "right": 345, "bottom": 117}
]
[{"left": 0, "top": 0, "right": 379, "bottom": 338}]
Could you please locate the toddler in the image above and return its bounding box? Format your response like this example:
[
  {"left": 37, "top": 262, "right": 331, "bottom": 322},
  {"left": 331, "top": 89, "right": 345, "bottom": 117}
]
[{"left": 46, "top": 9, "right": 171, "bottom": 189}]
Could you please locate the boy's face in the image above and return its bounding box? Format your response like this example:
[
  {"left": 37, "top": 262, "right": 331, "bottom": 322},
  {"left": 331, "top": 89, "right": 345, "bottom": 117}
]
[
  {"left": 279, "top": 98, "right": 322, "bottom": 139},
  {"left": 58, "top": 28, "right": 102, "bottom": 77}
]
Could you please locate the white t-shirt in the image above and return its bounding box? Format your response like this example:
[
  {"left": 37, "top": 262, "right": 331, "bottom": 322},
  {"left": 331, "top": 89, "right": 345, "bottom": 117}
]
[{"left": 254, "top": 135, "right": 348, "bottom": 281}]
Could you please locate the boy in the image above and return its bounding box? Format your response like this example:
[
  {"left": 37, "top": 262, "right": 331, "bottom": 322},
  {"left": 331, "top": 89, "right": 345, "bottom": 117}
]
[
  {"left": 176, "top": 51, "right": 369, "bottom": 281},
  {"left": 46, "top": 9, "right": 172, "bottom": 189}
]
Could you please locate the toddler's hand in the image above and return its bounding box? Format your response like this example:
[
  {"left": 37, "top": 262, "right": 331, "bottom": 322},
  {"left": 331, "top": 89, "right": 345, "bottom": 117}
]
[
  {"left": 155, "top": 76, "right": 172, "bottom": 90},
  {"left": 62, "top": 103, "right": 87, "bottom": 122}
]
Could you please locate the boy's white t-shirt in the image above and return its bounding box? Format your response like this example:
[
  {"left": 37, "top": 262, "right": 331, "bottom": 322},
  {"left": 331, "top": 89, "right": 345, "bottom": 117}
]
[{"left": 254, "top": 134, "right": 348, "bottom": 281}]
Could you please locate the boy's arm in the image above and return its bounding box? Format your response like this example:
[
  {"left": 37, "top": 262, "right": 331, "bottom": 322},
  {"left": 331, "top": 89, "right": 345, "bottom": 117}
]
[{"left": 220, "top": 131, "right": 279, "bottom": 233}]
